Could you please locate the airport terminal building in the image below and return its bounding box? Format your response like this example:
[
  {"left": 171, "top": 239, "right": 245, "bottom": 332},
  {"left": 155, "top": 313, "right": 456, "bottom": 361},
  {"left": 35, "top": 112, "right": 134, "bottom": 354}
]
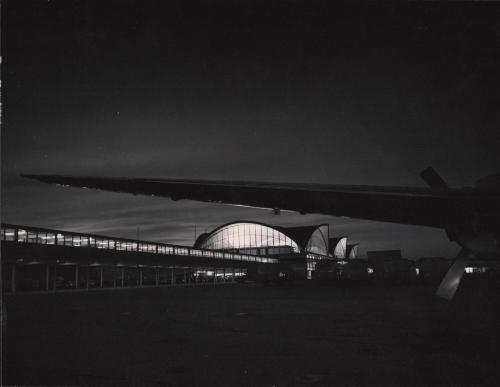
[
  {"left": 8, "top": 219, "right": 494, "bottom": 292},
  {"left": 2, "top": 221, "right": 347, "bottom": 292}
]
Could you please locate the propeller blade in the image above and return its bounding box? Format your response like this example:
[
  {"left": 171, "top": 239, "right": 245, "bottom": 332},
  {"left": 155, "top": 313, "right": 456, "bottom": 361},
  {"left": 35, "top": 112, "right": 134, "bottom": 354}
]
[
  {"left": 420, "top": 167, "right": 449, "bottom": 189},
  {"left": 436, "top": 253, "right": 468, "bottom": 300}
]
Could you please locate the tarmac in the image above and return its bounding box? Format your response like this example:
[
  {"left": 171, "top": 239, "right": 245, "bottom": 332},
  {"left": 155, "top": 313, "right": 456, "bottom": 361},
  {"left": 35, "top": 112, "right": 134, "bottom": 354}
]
[{"left": 3, "top": 277, "right": 500, "bottom": 386}]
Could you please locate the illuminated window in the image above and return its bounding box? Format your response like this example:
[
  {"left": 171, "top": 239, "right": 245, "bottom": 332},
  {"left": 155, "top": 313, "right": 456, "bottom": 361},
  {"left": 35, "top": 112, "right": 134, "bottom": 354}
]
[
  {"left": 465, "top": 266, "right": 487, "bottom": 274},
  {"left": 202, "top": 250, "right": 213, "bottom": 258},
  {"left": 306, "top": 225, "right": 329, "bottom": 256},
  {"left": 45, "top": 233, "right": 56, "bottom": 245},
  {"left": 18, "top": 229, "right": 27, "bottom": 242},
  {"left": 64, "top": 235, "right": 73, "bottom": 246},
  {"left": 26, "top": 231, "right": 37, "bottom": 243},
  {"left": 138, "top": 243, "right": 156, "bottom": 252},
  {"left": 55, "top": 234, "right": 65, "bottom": 245},
  {"left": 199, "top": 222, "right": 300, "bottom": 253},
  {"left": 79, "top": 236, "right": 89, "bottom": 247},
  {"left": 96, "top": 239, "right": 108, "bottom": 249},
  {"left": 175, "top": 247, "right": 188, "bottom": 255},
  {"left": 2, "top": 228, "right": 16, "bottom": 241},
  {"left": 36, "top": 232, "right": 46, "bottom": 243},
  {"left": 131, "top": 242, "right": 138, "bottom": 251},
  {"left": 331, "top": 237, "right": 347, "bottom": 259}
]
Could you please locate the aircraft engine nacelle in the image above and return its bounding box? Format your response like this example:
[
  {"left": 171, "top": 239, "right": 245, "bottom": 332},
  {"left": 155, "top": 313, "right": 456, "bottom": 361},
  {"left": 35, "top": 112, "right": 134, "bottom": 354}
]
[
  {"left": 456, "top": 232, "right": 500, "bottom": 255},
  {"left": 475, "top": 173, "right": 500, "bottom": 191},
  {"left": 444, "top": 184, "right": 500, "bottom": 255},
  {"left": 447, "top": 216, "right": 500, "bottom": 255}
]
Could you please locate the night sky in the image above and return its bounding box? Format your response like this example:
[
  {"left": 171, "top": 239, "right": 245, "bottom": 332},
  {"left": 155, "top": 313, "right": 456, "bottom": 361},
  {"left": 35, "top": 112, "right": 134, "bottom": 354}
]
[{"left": 3, "top": 1, "right": 500, "bottom": 258}]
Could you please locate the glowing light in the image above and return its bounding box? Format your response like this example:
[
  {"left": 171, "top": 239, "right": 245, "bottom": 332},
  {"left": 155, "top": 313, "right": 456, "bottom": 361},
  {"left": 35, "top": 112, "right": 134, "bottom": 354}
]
[{"left": 465, "top": 266, "right": 487, "bottom": 274}]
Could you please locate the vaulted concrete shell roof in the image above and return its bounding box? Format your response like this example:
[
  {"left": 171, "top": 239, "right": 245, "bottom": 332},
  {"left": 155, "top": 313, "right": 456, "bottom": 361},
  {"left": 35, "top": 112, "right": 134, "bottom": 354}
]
[
  {"left": 346, "top": 244, "right": 358, "bottom": 259},
  {"left": 329, "top": 237, "right": 347, "bottom": 259},
  {"left": 194, "top": 221, "right": 329, "bottom": 256}
]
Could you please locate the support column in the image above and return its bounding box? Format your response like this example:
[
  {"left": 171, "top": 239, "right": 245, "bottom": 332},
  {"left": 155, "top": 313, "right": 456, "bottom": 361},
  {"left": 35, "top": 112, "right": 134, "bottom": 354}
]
[
  {"left": 183, "top": 269, "right": 187, "bottom": 285},
  {"left": 100, "top": 266, "right": 104, "bottom": 288},
  {"left": 155, "top": 267, "right": 159, "bottom": 287},
  {"left": 232, "top": 267, "right": 236, "bottom": 282},
  {"left": 46, "top": 264, "right": 50, "bottom": 291},
  {"left": 223, "top": 268, "right": 226, "bottom": 282},
  {"left": 139, "top": 267, "right": 143, "bottom": 287},
  {"left": 11, "top": 263, "right": 16, "bottom": 294},
  {"left": 171, "top": 268, "right": 175, "bottom": 285},
  {"left": 121, "top": 268, "right": 125, "bottom": 287},
  {"left": 53, "top": 263, "right": 57, "bottom": 291},
  {"left": 86, "top": 265, "right": 90, "bottom": 290},
  {"left": 75, "top": 265, "right": 79, "bottom": 289},
  {"left": 113, "top": 267, "right": 116, "bottom": 288}
]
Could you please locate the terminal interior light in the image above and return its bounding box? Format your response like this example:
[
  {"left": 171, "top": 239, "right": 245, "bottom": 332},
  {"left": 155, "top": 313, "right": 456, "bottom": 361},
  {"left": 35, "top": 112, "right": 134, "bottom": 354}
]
[{"left": 465, "top": 266, "right": 487, "bottom": 274}]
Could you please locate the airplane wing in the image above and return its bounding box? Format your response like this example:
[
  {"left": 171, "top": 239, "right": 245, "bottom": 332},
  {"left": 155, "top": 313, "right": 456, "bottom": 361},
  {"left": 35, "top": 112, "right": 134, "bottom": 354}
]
[{"left": 21, "top": 174, "right": 480, "bottom": 229}]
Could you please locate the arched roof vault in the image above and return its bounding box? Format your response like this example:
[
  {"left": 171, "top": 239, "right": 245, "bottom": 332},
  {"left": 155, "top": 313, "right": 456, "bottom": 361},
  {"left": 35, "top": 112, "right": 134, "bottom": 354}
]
[
  {"left": 194, "top": 221, "right": 329, "bottom": 256},
  {"left": 329, "top": 237, "right": 348, "bottom": 259}
]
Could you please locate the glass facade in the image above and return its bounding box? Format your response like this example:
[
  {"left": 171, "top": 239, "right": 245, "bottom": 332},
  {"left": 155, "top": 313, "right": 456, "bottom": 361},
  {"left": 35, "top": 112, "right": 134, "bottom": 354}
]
[
  {"left": 333, "top": 237, "right": 347, "bottom": 259},
  {"left": 347, "top": 245, "right": 358, "bottom": 259},
  {"left": 1, "top": 227, "right": 16, "bottom": 241},
  {"left": 198, "top": 222, "right": 300, "bottom": 254},
  {"left": 305, "top": 225, "right": 329, "bottom": 256},
  {"left": 306, "top": 252, "right": 330, "bottom": 279}
]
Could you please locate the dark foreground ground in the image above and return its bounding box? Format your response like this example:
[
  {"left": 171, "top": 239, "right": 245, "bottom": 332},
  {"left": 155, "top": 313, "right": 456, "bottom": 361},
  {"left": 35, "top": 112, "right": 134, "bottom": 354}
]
[{"left": 3, "top": 277, "right": 500, "bottom": 386}]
